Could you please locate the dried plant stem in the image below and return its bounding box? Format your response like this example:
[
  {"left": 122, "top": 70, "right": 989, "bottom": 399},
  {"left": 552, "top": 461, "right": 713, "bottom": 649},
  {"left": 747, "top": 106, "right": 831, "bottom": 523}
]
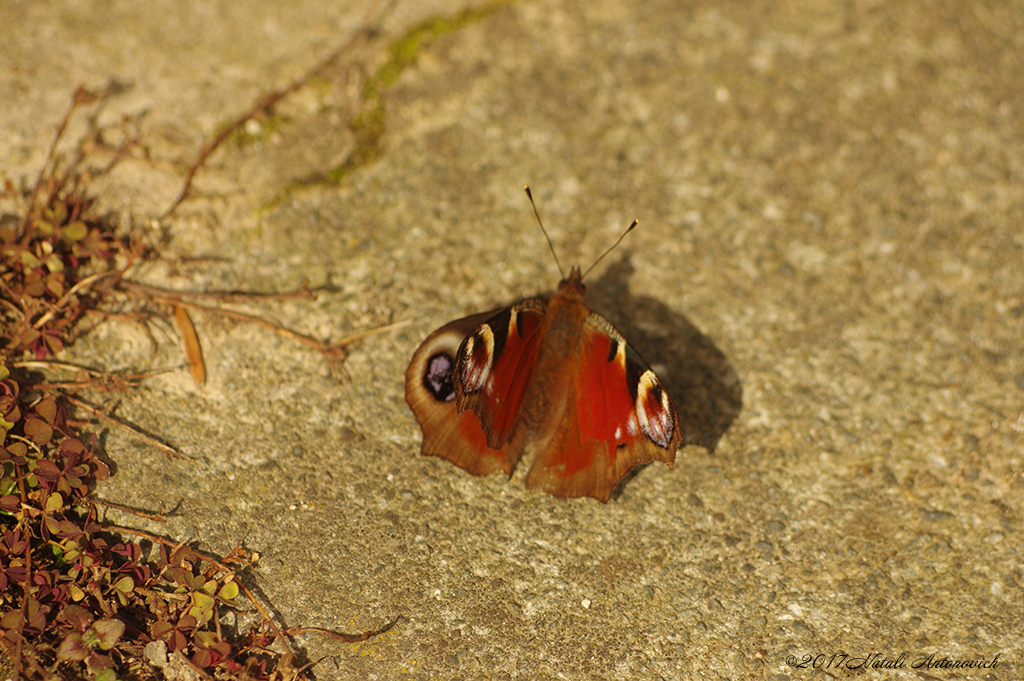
[
  {"left": 32, "top": 270, "right": 120, "bottom": 330},
  {"left": 19, "top": 87, "right": 99, "bottom": 236},
  {"left": 118, "top": 279, "right": 408, "bottom": 371},
  {"left": 119, "top": 278, "right": 315, "bottom": 303},
  {"left": 11, "top": 359, "right": 106, "bottom": 376},
  {"left": 59, "top": 392, "right": 190, "bottom": 462},
  {"left": 90, "top": 498, "right": 168, "bottom": 523},
  {"left": 161, "top": 0, "right": 391, "bottom": 217},
  {"left": 285, "top": 616, "right": 403, "bottom": 643}
]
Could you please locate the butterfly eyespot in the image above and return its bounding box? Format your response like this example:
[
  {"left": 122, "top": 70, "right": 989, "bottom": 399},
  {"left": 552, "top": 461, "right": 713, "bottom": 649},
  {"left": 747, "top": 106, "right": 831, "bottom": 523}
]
[
  {"left": 459, "top": 325, "right": 496, "bottom": 393},
  {"left": 635, "top": 371, "right": 675, "bottom": 448},
  {"left": 423, "top": 352, "right": 457, "bottom": 402}
]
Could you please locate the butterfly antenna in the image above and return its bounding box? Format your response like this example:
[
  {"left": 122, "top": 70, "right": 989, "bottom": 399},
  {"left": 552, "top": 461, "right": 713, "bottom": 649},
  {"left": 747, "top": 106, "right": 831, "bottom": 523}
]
[
  {"left": 581, "top": 218, "right": 638, "bottom": 280},
  {"left": 524, "top": 185, "right": 565, "bottom": 279}
]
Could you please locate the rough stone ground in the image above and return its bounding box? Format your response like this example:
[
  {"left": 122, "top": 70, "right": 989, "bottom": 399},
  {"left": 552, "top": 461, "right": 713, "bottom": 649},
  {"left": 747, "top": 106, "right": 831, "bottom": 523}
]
[{"left": 2, "top": 0, "right": 1022, "bottom": 678}]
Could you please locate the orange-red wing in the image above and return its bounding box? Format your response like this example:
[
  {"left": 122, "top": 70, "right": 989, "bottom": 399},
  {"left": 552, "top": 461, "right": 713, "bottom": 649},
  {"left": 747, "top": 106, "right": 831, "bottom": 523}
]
[
  {"left": 454, "top": 301, "right": 546, "bottom": 450},
  {"left": 526, "top": 314, "right": 680, "bottom": 502}
]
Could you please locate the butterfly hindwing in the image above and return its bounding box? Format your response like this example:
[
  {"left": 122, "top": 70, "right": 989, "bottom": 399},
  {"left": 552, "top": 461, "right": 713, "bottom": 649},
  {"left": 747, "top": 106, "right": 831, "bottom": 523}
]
[{"left": 525, "top": 312, "right": 680, "bottom": 501}]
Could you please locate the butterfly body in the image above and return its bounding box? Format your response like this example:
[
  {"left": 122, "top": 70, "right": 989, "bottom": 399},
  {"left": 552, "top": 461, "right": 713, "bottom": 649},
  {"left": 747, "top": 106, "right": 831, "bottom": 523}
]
[{"left": 406, "top": 265, "right": 680, "bottom": 502}]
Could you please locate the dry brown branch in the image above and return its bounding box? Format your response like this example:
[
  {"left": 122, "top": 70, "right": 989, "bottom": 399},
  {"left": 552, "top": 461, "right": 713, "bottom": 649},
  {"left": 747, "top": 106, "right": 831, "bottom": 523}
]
[
  {"left": 19, "top": 87, "right": 101, "bottom": 235},
  {"left": 118, "top": 278, "right": 316, "bottom": 303},
  {"left": 284, "top": 616, "right": 403, "bottom": 643},
  {"left": 117, "top": 278, "right": 409, "bottom": 376},
  {"left": 161, "top": 0, "right": 392, "bottom": 218},
  {"left": 59, "top": 392, "right": 191, "bottom": 462},
  {"left": 90, "top": 498, "right": 168, "bottom": 523}
]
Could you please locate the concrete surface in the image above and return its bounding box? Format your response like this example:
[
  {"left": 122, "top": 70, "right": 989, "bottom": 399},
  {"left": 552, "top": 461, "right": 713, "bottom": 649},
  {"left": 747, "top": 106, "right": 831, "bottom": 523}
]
[{"left": 2, "top": 0, "right": 1022, "bottom": 678}]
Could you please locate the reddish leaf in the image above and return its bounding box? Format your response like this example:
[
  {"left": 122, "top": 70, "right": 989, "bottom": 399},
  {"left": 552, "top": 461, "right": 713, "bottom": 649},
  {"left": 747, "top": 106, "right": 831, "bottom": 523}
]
[
  {"left": 151, "top": 621, "right": 173, "bottom": 638},
  {"left": 60, "top": 438, "right": 86, "bottom": 456},
  {"left": 33, "top": 459, "right": 60, "bottom": 480},
  {"left": 24, "top": 417, "right": 54, "bottom": 445},
  {"left": 34, "top": 397, "right": 57, "bottom": 423},
  {"left": 170, "top": 545, "right": 193, "bottom": 565},
  {"left": 57, "top": 632, "right": 89, "bottom": 661},
  {"left": 193, "top": 648, "right": 213, "bottom": 668},
  {"left": 0, "top": 610, "right": 21, "bottom": 629},
  {"left": 57, "top": 520, "right": 80, "bottom": 537},
  {"left": 61, "top": 603, "right": 95, "bottom": 630},
  {"left": 169, "top": 629, "right": 188, "bottom": 652},
  {"left": 91, "top": 618, "right": 125, "bottom": 650},
  {"left": 5, "top": 441, "right": 27, "bottom": 463}
]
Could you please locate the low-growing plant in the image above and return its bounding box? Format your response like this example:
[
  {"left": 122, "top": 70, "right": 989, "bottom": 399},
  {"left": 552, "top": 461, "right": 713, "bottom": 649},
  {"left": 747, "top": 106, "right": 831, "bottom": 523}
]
[{"left": 1, "top": 88, "right": 397, "bottom": 681}]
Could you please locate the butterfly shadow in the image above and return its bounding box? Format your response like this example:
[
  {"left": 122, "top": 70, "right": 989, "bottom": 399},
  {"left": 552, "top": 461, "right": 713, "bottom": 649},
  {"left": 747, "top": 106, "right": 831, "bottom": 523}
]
[{"left": 586, "top": 253, "right": 743, "bottom": 493}]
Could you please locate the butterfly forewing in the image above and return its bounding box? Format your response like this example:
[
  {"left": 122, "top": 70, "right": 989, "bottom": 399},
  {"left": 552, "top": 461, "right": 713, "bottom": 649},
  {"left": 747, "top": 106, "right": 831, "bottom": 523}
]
[
  {"left": 524, "top": 312, "right": 680, "bottom": 501},
  {"left": 454, "top": 301, "right": 547, "bottom": 451}
]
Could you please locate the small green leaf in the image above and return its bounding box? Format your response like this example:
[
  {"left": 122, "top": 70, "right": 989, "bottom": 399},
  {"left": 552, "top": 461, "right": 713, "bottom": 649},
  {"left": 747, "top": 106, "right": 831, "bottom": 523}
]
[
  {"left": 45, "top": 253, "right": 65, "bottom": 274},
  {"left": 61, "top": 221, "right": 89, "bottom": 242},
  {"left": 45, "top": 492, "right": 63, "bottom": 512},
  {"left": 113, "top": 575, "right": 134, "bottom": 593},
  {"left": 189, "top": 592, "right": 216, "bottom": 625},
  {"left": 190, "top": 592, "right": 214, "bottom": 613},
  {"left": 193, "top": 631, "right": 221, "bottom": 648},
  {"left": 217, "top": 580, "right": 239, "bottom": 601}
]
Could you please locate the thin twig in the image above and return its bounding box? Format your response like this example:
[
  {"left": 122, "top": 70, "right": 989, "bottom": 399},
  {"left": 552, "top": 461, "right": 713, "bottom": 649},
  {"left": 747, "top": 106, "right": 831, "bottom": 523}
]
[
  {"left": 285, "top": 615, "right": 403, "bottom": 643},
  {"left": 118, "top": 280, "right": 409, "bottom": 366},
  {"left": 19, "top": 87, "right": 100, "bottom": 237},
  {"left": 59, "top": 392, "right": 191, "bottom": 463},
  {"left": 11, "top": 359, "right": 106, "bottom": 376},
  {"left": 32, "top": 270, "right": 120, "bottom": 329},
  {"left": 161, "top": 0, "right": 391, "bottom": 218},
  {"left": 118, "top": 278, "right": 315, "bottom": 303},
  {"left": 90, "top": 498, "right": 167, "bottom": 523}
]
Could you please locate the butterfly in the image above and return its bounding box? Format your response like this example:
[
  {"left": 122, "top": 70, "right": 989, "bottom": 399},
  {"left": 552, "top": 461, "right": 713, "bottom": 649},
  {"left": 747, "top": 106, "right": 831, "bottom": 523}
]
[{"left": 405, "top": 189, "right": 681, "bottom": 502}]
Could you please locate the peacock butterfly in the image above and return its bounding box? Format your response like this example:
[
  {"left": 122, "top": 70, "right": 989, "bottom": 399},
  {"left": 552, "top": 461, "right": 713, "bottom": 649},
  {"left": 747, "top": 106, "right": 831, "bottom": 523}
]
[{"left": 405, "top": 188, "right": 681, "bottom": 502}]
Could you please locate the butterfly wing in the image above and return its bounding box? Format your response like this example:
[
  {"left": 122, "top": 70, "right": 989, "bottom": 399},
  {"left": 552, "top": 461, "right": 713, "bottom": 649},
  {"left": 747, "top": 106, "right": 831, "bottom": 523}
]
[
  {"left": 525, "top": 312, "right": 681, "bottom": 502},
  {"left": 406, "top": 301, "right": 550, "bottom": 477},
  {"left": 453, "top": 300, "right": 547, "bottom": 451},
  {"left": 405, "top": 310, "right": 520, "bottom": 476}
]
